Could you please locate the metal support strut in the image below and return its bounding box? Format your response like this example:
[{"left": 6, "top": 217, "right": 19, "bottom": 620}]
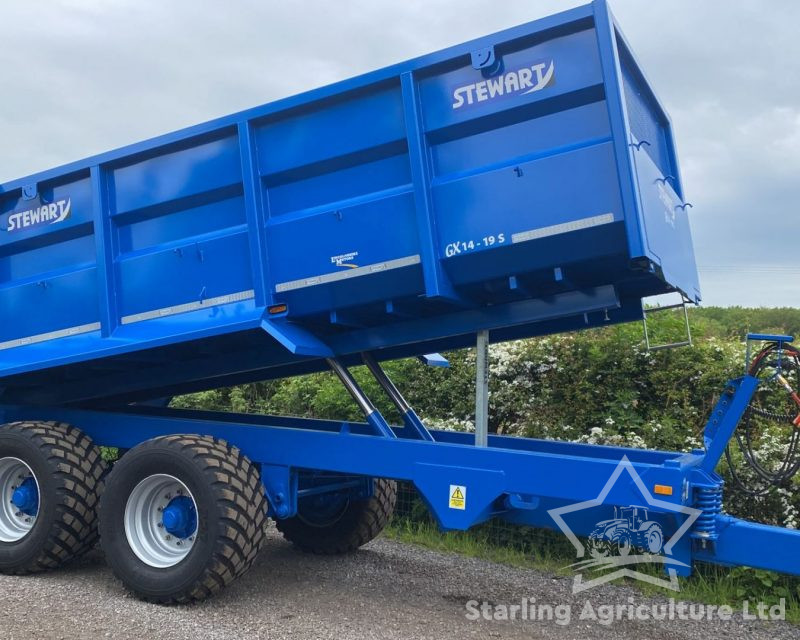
[
  {"left": 361, "top": 353, "right": 434, "bottom": 441},
  {"left": 475, "top": 330, "right": 489, "bottom": 447},
  {"left": 326, "top": 358, "right": 395, "bottom": 438}
]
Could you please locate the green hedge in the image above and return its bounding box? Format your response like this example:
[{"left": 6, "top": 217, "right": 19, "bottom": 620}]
[{"left": 172, "top": 307, "right": 800, "bottom": 527}]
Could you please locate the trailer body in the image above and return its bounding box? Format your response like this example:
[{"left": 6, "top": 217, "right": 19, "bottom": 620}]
[
  {"left": 0, "top": 0, "right": 697, "bottom": 407},
  {"left": 0, "top": 0, "right": 796, "bottom": 601}
]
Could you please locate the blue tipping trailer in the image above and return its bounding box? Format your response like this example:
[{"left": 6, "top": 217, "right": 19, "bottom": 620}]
[{"left": 0, "top": 0, "right": 796, "bottom": 602}]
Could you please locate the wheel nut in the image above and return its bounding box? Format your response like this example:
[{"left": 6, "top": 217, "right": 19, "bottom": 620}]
[
  {"left": 15, "top": 511, "right": 22, "bottom": 517},
  {"left": 157, "top": 523, "right": 163, "bottom": 528},
  {"left": 24, "top": 518, "right": 31, "bottom": 523},
  {"left": 176, "top": 541, "right": 182, "bottom": 546},
  {"left": 165, "top": 535, "right": 171, "bottom": 541},
  {"left": 165, "top": 494, "right": 171, "bottom": 500}
]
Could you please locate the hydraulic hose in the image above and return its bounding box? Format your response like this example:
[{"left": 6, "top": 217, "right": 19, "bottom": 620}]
[{"left": 725, "top": 341, "right": 800, "bottom": 497}]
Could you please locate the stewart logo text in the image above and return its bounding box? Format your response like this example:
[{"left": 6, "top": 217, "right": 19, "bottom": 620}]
[
  {"left": 452, "top": 60, "right": 555, "bottom": 110},
  {"left": 6, "top": 198, "right": 72, "bottom": 233}
]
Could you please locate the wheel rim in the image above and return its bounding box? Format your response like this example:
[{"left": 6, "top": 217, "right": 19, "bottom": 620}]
[
  {"left": 0, "top": 457, "right": 40, "bottom": 542},
  {"left": 297, "top": 492, "right": 350, "bottom": 528},
  {"left": 124, "top": 474, "right": 198, "bottom": 568}
]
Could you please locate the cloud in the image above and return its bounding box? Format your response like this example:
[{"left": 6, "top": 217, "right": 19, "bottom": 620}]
[{"left": 0, "top": 0, "right": 797, "bottom": 307}]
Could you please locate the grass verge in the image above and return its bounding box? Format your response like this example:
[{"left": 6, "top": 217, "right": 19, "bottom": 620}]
[{"left": 384, "top": 519, "right": 800, "bottom": 624}]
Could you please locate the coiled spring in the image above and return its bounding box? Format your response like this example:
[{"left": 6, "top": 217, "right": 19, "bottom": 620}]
[{"left": 692, "top": 486, "right": 723, "bottom": 540}]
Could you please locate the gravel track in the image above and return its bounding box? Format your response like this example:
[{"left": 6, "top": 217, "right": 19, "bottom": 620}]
[{"left": 0, "top": 526, "right": 795, "bottom": 640}]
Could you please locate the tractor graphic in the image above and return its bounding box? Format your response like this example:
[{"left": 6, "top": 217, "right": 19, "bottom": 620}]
[{"left": 587, "top": 505, "right": 664, "bottom": 558}]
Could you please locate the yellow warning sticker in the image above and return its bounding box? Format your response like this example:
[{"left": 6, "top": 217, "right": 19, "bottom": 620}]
[{"left": 449, "top": 484, "right": 466, "bottom": 510}]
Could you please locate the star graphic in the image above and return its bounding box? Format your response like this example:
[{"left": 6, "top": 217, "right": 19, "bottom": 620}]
[{"left": 547, "top": 455, "right": 702, "bottom": 593}]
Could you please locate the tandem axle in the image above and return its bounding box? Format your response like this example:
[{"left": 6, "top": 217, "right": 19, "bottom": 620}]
[{"left": 1, "top": 335, "right": 798, "bottom": 601}]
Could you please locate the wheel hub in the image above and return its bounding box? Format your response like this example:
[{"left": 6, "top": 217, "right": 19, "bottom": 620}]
[
  {"left": 11, "top": 478, "right": 39, "bottom": 516},
  {"left": 161, "top": 496, "right": 196, "bottom": 539}
]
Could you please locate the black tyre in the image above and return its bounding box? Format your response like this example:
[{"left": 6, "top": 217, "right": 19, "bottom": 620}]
[
  {"left": 98, "top": 434, "right": 267, "bottom": 604},
  {"left": 276, "top": 477, "right": 396, "bottom": 554},
  {"left": 0, "top": 421, "right": 107, "bottom": 574}
]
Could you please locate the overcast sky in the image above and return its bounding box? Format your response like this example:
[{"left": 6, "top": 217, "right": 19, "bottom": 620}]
[{"left": 0, "top": 0, "right": 797, "bottom": 307}]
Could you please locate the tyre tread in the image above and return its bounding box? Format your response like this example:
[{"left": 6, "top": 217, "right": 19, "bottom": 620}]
[
  {"left": 0, "top": 421, "right": 107, "bottom": 574},
  {"left": 100, "top": 434, "right": 267, "bottom": 604},
  {"left": 276, "top": 478, "right": 396, "bottom": 555}
]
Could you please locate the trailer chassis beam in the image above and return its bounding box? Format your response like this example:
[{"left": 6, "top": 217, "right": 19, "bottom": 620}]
[
  {"left": 2, "top": 374, "right": 798, "bottom": 578},
  {"left": 1, "top": 402, "right": 694, "bottom": 528}
]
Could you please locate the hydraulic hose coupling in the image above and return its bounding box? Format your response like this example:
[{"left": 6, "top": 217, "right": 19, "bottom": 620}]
[{"left": 775, "top": 374, "right": 800, "bottom": 427}]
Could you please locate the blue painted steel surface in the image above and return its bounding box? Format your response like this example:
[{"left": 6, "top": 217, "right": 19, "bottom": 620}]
[
  {"left": 0, "top": 403, "right": 701, "bottom": 532},
  {"left": 747, "top": 333, "right": 794, "bottom": 343},
  {"left": 699, "top": 376, "right": 759, "bottom": 474},
  {"left": 3, "top": 372, "right": 798, "bottom": 578},
  {"left": 0, "top": 0, "right": 698, "bottom": 405},
  {"left": 694, "top": 515, "right": 800, "bottom": 575},
  {"left": 11, "top": 478, "right": 38, "bottom": 516},
  {"left": 2, "top": 0, "right": 789, "bottom": 584},
  {"left": 161, "top": 496, "right": 197, "bottom": 540}
]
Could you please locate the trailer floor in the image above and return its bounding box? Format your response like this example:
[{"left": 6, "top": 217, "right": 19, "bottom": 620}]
[{"left": 0, "top": 525, "right": 793, "bottom": 640}]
